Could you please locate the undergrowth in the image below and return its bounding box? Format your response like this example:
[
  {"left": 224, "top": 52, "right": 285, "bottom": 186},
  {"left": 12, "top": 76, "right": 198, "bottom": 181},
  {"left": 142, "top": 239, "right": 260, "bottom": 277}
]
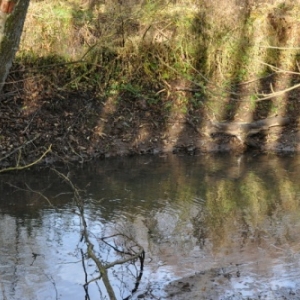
[{"left": 12, "top": 0, "right": 300, "bottom": 119}]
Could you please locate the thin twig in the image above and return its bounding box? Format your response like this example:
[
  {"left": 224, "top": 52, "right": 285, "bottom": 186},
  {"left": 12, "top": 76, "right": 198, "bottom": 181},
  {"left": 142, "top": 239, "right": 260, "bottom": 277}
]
[
  {"left": 254, "top": 82, "right": 300, "bottom": 102},
  {"left": 259, "top": 45, "right": 300, "bottom": 50},
  {"left": 22, "top": 109, "right": 41, "bottom": 135},
  {"left": 0, "top": 135, "right": 41, "bottom": 162},
  {"left": 259, "top": 61, "right": 300, "bottom": 75}
]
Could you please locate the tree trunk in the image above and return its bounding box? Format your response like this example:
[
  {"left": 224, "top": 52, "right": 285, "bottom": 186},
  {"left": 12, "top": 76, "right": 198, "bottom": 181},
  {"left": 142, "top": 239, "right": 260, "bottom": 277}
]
[{"left": 0, "top": 0, "right": 30, "bottom": 93}]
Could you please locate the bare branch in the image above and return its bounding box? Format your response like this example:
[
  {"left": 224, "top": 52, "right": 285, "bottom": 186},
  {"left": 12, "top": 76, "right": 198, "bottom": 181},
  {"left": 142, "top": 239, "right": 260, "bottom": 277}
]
[{"left": 0, "top": 144, "right": 52, "bottom": 173}]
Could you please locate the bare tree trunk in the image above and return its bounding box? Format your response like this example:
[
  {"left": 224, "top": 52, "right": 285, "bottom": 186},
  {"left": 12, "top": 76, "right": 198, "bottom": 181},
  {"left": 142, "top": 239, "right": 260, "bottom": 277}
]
[{"left": 0, "top": 0, "right": 30, "bottom": 93}]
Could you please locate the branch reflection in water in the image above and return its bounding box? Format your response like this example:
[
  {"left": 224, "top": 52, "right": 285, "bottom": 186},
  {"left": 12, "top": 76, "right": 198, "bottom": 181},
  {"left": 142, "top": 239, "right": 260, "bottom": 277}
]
[{"left": 53, "top": 169, "right": 145, "bottom": 300}]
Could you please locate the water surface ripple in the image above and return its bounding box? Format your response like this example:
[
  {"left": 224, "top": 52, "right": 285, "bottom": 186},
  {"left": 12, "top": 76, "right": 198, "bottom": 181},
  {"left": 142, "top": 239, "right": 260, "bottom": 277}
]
[{"left": 0, "top": 154, "right": 300, "bottom": 299}]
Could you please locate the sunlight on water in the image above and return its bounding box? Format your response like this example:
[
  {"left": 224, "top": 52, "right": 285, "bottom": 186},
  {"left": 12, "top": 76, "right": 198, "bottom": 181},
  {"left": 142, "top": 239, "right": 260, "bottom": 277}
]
[{"left": 1, "top": 154, "right": 300, "bottom": 299}]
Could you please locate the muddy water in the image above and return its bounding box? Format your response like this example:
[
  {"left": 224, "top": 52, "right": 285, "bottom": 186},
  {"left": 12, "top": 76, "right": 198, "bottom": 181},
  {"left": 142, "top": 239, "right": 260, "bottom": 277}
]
[{"left": 1, "top": 154, "right": 300, "bottom": 299}]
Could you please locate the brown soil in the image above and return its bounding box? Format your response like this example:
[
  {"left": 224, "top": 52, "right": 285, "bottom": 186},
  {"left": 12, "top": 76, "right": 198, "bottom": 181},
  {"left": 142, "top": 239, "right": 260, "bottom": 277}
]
[{"left": 1, "top": 76, "right": 300, "bottom": 168}]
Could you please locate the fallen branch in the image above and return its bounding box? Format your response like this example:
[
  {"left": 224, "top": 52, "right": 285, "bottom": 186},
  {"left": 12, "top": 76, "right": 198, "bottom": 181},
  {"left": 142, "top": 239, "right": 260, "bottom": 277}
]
[
  {"left": 204, "top": 116, "right": 291, "bottom": 142},
  {"left": 0, "top": 144, "right": 52, "bottom": 173}
]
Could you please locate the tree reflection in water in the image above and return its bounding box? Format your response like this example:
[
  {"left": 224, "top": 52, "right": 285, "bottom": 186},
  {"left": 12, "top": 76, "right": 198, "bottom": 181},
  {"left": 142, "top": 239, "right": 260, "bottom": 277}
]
[{"left": 2, "top": 154, "right": 300, "bottom": 299}]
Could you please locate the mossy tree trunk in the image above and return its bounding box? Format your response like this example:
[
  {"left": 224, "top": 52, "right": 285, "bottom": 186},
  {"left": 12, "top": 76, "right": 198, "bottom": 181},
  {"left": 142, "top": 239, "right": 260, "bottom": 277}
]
[{"left": 0, "top": 0, "right": 30, "bottom": 93}]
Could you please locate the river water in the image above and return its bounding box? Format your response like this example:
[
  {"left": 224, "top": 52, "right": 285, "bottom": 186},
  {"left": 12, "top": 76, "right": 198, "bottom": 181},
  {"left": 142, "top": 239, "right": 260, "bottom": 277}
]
[{"left": 1, "top": 154, "right": 300, "bottom": 299}]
